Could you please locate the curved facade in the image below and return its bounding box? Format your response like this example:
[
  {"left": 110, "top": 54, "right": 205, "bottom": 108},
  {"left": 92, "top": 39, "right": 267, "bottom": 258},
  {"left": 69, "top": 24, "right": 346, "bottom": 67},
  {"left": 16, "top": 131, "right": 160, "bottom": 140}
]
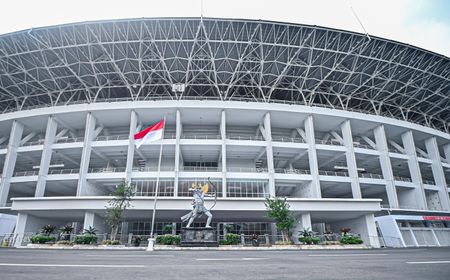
[{"left": 0, "top": 18, "right": 449, "bottom": 248}]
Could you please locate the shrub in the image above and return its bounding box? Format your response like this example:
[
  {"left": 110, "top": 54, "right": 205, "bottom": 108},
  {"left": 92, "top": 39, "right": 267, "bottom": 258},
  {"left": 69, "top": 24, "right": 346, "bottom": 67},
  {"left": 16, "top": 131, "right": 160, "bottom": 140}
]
[
  {"left": 219, "top": 233, "right": 240, "bottom": 245},
  {"left": 41, "top": 224, "right": 57, "bottom": 235},
  {"left": 30, "top": 235, "right": 56, "bottom": 244},
  {"left": 162, "top": 224, "right": 173, "bottom": 234},
  {"left": 299, "top": 236, "right": 320, "bottom": 245},
  {"left": 340, "top": 235, "right": 363, "bottom": 245},
  {"left": 156, "top": 234, "right": 181, "bottom": 245},
  {"left": 74, "top": 234, "right": 98, "bottom": 245},
  {"left": 102, "top": 240, "right": 121, "bottom": 245}
]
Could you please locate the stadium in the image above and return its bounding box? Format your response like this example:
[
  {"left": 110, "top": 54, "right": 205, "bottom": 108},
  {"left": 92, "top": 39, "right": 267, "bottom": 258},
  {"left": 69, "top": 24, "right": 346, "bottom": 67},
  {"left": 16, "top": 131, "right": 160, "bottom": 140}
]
[{"left": 0, "top": 17, "right": 449, "bottom": 248}]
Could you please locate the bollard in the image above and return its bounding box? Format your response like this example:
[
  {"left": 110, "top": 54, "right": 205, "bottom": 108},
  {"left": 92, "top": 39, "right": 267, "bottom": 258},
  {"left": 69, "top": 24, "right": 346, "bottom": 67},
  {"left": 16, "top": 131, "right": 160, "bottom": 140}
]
[
  {"left": 240, "top": 234, "right": 245, "bottom": 245},
  {"left": 147, "top": 238, "right": 155, "bottom": 251}
]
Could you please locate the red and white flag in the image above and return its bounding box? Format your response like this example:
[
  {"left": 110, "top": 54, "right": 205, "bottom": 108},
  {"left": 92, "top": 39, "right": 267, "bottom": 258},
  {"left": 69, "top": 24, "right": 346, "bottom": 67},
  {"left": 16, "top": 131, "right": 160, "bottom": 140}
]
[{"left": 134, "top": 119, "right": 165, "bottom": 148}]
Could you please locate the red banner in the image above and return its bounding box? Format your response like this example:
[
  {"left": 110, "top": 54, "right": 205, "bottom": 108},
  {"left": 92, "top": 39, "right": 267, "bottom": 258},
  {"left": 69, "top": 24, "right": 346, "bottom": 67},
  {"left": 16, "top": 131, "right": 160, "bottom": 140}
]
[{"left": 423, "top": 216, "right": 450, "bottom": 221}]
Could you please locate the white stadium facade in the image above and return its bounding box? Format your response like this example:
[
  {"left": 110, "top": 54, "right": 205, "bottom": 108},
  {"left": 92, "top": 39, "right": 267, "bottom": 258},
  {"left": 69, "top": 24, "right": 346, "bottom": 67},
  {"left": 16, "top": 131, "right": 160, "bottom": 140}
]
[{"left": 0, "top": 17, "right": 449, "bottom": 248}]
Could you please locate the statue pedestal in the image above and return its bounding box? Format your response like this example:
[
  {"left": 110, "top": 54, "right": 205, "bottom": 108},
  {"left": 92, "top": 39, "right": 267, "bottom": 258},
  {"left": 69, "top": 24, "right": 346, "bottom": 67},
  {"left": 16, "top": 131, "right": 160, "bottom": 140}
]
[{"left": 180, "top": 227, "right": 218, "bottom": 247}]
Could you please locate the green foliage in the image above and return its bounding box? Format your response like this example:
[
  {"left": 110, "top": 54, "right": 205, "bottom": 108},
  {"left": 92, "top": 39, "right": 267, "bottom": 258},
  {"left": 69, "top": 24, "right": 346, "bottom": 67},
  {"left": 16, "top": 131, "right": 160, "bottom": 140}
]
[
  {"left": 299, "top": 236, "right": 320, "bottom": 245},
  {"left": 155, "top": 234, "right": 181, "bottom": 245},
  {"left": 299, "top": 227, "right": 313, "bottom": 237},
  {"left": 41, "top": 224, "right": 57, "bottom": 236},
  {"left": 219, "top": 233, "right": 240, "bottom": 245},
  {"left": 106, "top": 181, "right": 135, "bottom": 241},
  {"left": 59, "top": 224, "right": 74, "bottom": 234},
  {"left": 102, "top": 240, "right": 121, "bottom": 245},
  {"left": 340, "top": 235, "right": 363, "bottom": 244},
  {"left": 74, "top": 234, "right": 98, "bottom": 245},
  {"left": 340, "top": 228, "right": 351, "bottom": 235},
  {"left": 162, "top": 224, "right": 173, "bottom": 234},
  {"left": 30, "top": 235, "right": 56, "bottom": 244},
  {"left": 264, "top": 197, "right": 296, "bottom": 243},
  {"left": 224, "top": 224, "right": 233, "bottom": 232},
  {"left": 83, "top": 226, "right": 97, "bottom": 235}
]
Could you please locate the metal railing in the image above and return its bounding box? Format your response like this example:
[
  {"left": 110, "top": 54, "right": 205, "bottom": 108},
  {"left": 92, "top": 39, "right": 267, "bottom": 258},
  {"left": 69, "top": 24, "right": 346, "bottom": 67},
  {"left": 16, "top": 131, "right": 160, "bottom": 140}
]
[
  {"left": 20, "top": 140, "right": 44, "bottom": 147},
  {"left": 227, "top": 135, "right": 265, "bottom": 141},
  {"left": 271, "top": 136, "right": 305, "bottom": 143},
  {"left": 226, "top": 167, "right": 268, "bottom": 173},
  {"left": 88, "top": 167, "right": 126, "bottom": 173},
  {"left": 14, "top": 170, "right": 39, "bottom": 177},
  {"left": 394, "top": 176, "right": 412, "bottom": 182},
  {"left": 48, "top": 168, "right": 80, "bottom": 175},
  {"left": 181, "top": 166, "right": 220, "bottom": 172},
  {"left": 423, "top": 179, "right": 435, "bottom": 185},
  {"left": 274, "top": 168, "right": 310, "bottom": 175},
  {"left": 181, "top": 134, "right": 221, "bottom": 140},
  {"left": 315, "top": 139, "right": 343, "bottom": 146},
  {"left": 132, "top": 166, "right": 174, "bottom": 172},
  {"left": 354, "top": 143, "right": 375, "bottom": 150},
  {"left": 359, "top": 173, "right": 383, "bottom": 179},
  {"left": 55, "top": 137, "right": 84, "bottom": 143},
  {"left": 95, "top": 135, "right": 129, "bottom": 141},
  {"left": 318, "top": 170, "right": 349, "bottom": 177}
]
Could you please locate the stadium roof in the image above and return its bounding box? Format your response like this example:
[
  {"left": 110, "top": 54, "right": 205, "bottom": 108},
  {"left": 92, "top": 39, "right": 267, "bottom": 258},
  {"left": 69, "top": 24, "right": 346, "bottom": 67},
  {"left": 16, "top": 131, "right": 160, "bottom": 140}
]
[{"left": 0, "top": 17, "right": 448, "bottom": 132}]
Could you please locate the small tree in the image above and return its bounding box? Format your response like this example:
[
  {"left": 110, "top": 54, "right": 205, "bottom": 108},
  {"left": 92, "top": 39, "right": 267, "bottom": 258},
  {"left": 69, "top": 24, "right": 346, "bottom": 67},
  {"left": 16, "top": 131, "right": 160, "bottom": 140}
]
[
  {"left": 264, "top": 197, "right": 296, "bottom": 243},
  {"left": 105, "top": 181, "right": 135, "bottom": 241}
]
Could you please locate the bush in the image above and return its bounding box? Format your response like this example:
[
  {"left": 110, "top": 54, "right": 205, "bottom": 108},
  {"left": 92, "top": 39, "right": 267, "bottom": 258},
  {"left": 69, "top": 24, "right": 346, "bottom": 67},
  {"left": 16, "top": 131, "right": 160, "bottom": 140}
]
[
  {"left": 156, "top": 234, "right": 181, "bottom": 245},
  {"left": 102, "top": 240, "right": 121, "bottom": 245},
  {"left": 219, "top": 233, "right": 240, "bottom": 245},
  {"left": 299, "top": 236, "right": 320, "bottom": 245},
  {"left": 30, "top": 235, "right": 56, "bottom": 244},
  {"left": 340, "top": 235, "right": 363, "bottom": 244},
  {"left": 74, "top": 234, "right": 98, "bottom": 245}
]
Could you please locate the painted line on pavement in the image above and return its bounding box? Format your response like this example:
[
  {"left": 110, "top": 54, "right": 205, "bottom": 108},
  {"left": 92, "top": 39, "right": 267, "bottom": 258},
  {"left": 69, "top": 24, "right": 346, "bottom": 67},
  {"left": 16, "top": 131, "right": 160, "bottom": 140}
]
[
  {"left": 0, "top": 263, "right": 146, "bottom": 268},
  {"left": 308, "top": 253, "right": 388, "bottom": 257},
  {"left": 86, "top": 254, "right": 175, "bottom": 257},
  {"left": 407, "top": 261, "right": 450, "bottom": 264},
  {"left": 196, "top": 258, "right": 267, "bottom": 261}
]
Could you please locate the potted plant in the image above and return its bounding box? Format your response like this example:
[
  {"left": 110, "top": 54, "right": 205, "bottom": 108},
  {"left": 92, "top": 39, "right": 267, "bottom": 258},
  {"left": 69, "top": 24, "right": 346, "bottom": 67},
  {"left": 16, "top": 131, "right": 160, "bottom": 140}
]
[
  {"left": 133, "top": 235, "right": 142, "bottom": 247},
  {"left": 59, "top": 224, "right": 74, "bottom": 241},
  {"left": 251, "top": 234, "right": 259, "bottom": 247}
]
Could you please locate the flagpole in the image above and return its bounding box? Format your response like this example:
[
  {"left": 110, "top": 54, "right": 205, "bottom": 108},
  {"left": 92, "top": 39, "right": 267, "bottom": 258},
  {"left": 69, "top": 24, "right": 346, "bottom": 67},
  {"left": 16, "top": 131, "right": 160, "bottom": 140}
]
[{"left": 150, "top": 116, "right": 165, "bottom": 240}]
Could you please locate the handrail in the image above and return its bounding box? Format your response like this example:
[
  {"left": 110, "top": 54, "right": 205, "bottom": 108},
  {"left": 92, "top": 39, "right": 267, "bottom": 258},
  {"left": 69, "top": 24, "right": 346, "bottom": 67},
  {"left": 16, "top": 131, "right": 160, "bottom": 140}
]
[
  {"left": 227, "top": 135, "right": 265, "bottom": 141},
  {"left": 423, "top": 179, "right": 435, "bottom": 185},
  {"left": 95, "top": 135, "right": 129, "bottom": 141},
  {"left": 271, "top": 136, "right": 305, "bottom": 143},
  {"left": 181, "top": 134, "right": 221, "bottom": 140},
  {"left": 226, "top": 167, "right": 268, "bottom": 173},
  {"left": 394, "top": 176, "right": 412, "bottom": 182},
  {"left": 48, "top": 168, "right": 80, "bottom": 175},
  {"left": 274, "top": 168, "right": 310, "bottom": 175},
  {"left": 88, "top": 167, "right": 126, "bottom": 173},
  {"left": 55, "top": 137, "right": 84, "bottom": 143},
  {"left": 318, "top": 170, "right": 349, "bottom": 177},
  {"left": 181, "top": 166, "right": 220, "bottom": 172},
  {"left": 14, "top": 170, "right": 39, "bottom": 177},
  {"left": 359, "top": 173, "right": 383, "bottom": 179},
  {"left": 354, "top": 143, "right": 375, "bottom": 150},
  {"left": 315, "top": 139, "right": 343, "bottom": 146}
]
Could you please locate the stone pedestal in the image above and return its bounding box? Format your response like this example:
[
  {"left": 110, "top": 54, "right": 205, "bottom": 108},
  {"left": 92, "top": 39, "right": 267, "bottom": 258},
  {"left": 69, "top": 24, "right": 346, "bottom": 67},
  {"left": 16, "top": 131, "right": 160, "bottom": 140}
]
[{"left": 180, "top": 227, "right": 218, "bottom": 247}]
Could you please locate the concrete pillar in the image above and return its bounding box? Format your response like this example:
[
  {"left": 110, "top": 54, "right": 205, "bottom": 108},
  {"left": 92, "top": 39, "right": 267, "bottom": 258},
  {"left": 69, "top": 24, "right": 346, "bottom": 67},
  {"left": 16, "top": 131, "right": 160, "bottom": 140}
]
[
  {"left": 341, "top": 120, "right": 361, "bottom": 198},
  {"left": 425, "top": 137, "right": 450, "bottom": 211},
  {"left": 344, "top": 214, "right": 380, "bottom": 248},
  {"left": 264, "top": 113, "right": 275, "bottom": 196},
  {"left": 77, "top": 113, "right": 96, "bottom": 196},
  {"left": 35, "top": 116, "right": 58, "bottom": 197},
  {"left": 401, "top": 130, "right": 427, "bottom": 210},
  {"left": 443, "top": 144, "right": 450, "bottom": 164},
  {"left": 83, "top": 211, "right": 107, "bottom": 233},
  {"left": 374, "top": 125, "right": 399, "bottom": 208},
  {"left": 12, "top": 213, "right": 27, "bottom": 247},
  {"left": 174, "top": 110, "right": 182, "bottom": 197},
  {"left": 125, "top": 110, "right": 138, "bottom": 182},
  {"left": 304, "top": 116, "right": 321, "bottom": 198},
  {"left": 293, "top": 213, "right": 312, "bottom": 244},
  {"left": 0, "top": 121, "right": 24, "bottom": 206},
  {"left": 221, "top": 110, "right": 227, "bottom": 198}
]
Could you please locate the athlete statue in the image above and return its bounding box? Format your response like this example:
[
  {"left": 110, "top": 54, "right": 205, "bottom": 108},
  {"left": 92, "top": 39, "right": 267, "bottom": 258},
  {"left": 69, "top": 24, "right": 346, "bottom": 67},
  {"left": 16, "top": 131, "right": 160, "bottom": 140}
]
[{"left": 181, "top": 183, "right": 214, "bottom": 228}]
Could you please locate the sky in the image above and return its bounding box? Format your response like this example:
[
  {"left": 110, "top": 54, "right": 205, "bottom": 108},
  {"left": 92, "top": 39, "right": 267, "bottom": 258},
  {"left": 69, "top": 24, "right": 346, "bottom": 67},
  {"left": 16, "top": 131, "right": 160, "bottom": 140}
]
[{"left": 0, "top": 0, "right": 449, "bottom": 57}]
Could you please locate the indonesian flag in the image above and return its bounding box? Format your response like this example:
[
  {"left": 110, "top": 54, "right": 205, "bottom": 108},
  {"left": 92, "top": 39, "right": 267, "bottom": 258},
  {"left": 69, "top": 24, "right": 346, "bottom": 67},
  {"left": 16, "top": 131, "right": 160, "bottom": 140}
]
[{"left": 134, "top": 119, "right": 165, "bottom": 148}]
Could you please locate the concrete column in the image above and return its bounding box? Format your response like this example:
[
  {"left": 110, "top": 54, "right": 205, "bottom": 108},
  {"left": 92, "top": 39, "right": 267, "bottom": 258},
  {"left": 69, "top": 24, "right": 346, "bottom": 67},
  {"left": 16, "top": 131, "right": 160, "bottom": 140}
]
[
  {"left": 221, "top": 110, "right": 227, "bottom": 198},
  {"left": 401, "top": 130, "right": 427, "bottom": 210},
  {"left": 77, "top": 113, "right": 96, "bottom": 196},
  {"left": 293, "top": 213, "right": 312, "bottom": 244},
  {"left": 125, "top": 110, "right": 138, "bottom": 182},
  {"left": 174, "top": 110, "right": 182, "bottom": 197},
  {"left": 83, "top": 211, "right": 107, "bottom": 233},
  {"left": 35, "top": 116, "right": 58, "bottom": 197},
  {"left": 344, "top": 214, "right": 380, "bottom": 248},
  {"left": 264, "top": 113, "right": 275, "bottom": 196},
  {"left": 341, "top": 120, "right": 361, "bottom": 198},
  {"left": 425, "top": 137, "right": 450, "bottom": 211},
  {"left": 0, "top": 121, "right": 24, "bottom": 206},
  {"left": 304, "top": 116, "right": 321, "bottom": 198},
  {"left": 374, "top": 125, "right": 399, "bottom": 208},
  {"left": 13, "top": 213, "right": 27, "bottom": 247}
]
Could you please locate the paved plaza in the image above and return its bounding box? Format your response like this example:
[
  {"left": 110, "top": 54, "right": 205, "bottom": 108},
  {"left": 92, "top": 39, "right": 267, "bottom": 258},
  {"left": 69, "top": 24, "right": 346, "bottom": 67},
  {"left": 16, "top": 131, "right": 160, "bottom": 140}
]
[{"left": 0, "top": 248, "right": 449, "bottom": 280}]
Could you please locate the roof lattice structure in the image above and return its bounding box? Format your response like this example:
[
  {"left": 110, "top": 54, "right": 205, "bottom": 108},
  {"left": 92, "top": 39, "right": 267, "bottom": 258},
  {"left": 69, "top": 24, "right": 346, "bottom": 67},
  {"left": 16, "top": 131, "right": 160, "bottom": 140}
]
[{"left": 0, "top": 18, "right": 449, "bottom": 132}]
